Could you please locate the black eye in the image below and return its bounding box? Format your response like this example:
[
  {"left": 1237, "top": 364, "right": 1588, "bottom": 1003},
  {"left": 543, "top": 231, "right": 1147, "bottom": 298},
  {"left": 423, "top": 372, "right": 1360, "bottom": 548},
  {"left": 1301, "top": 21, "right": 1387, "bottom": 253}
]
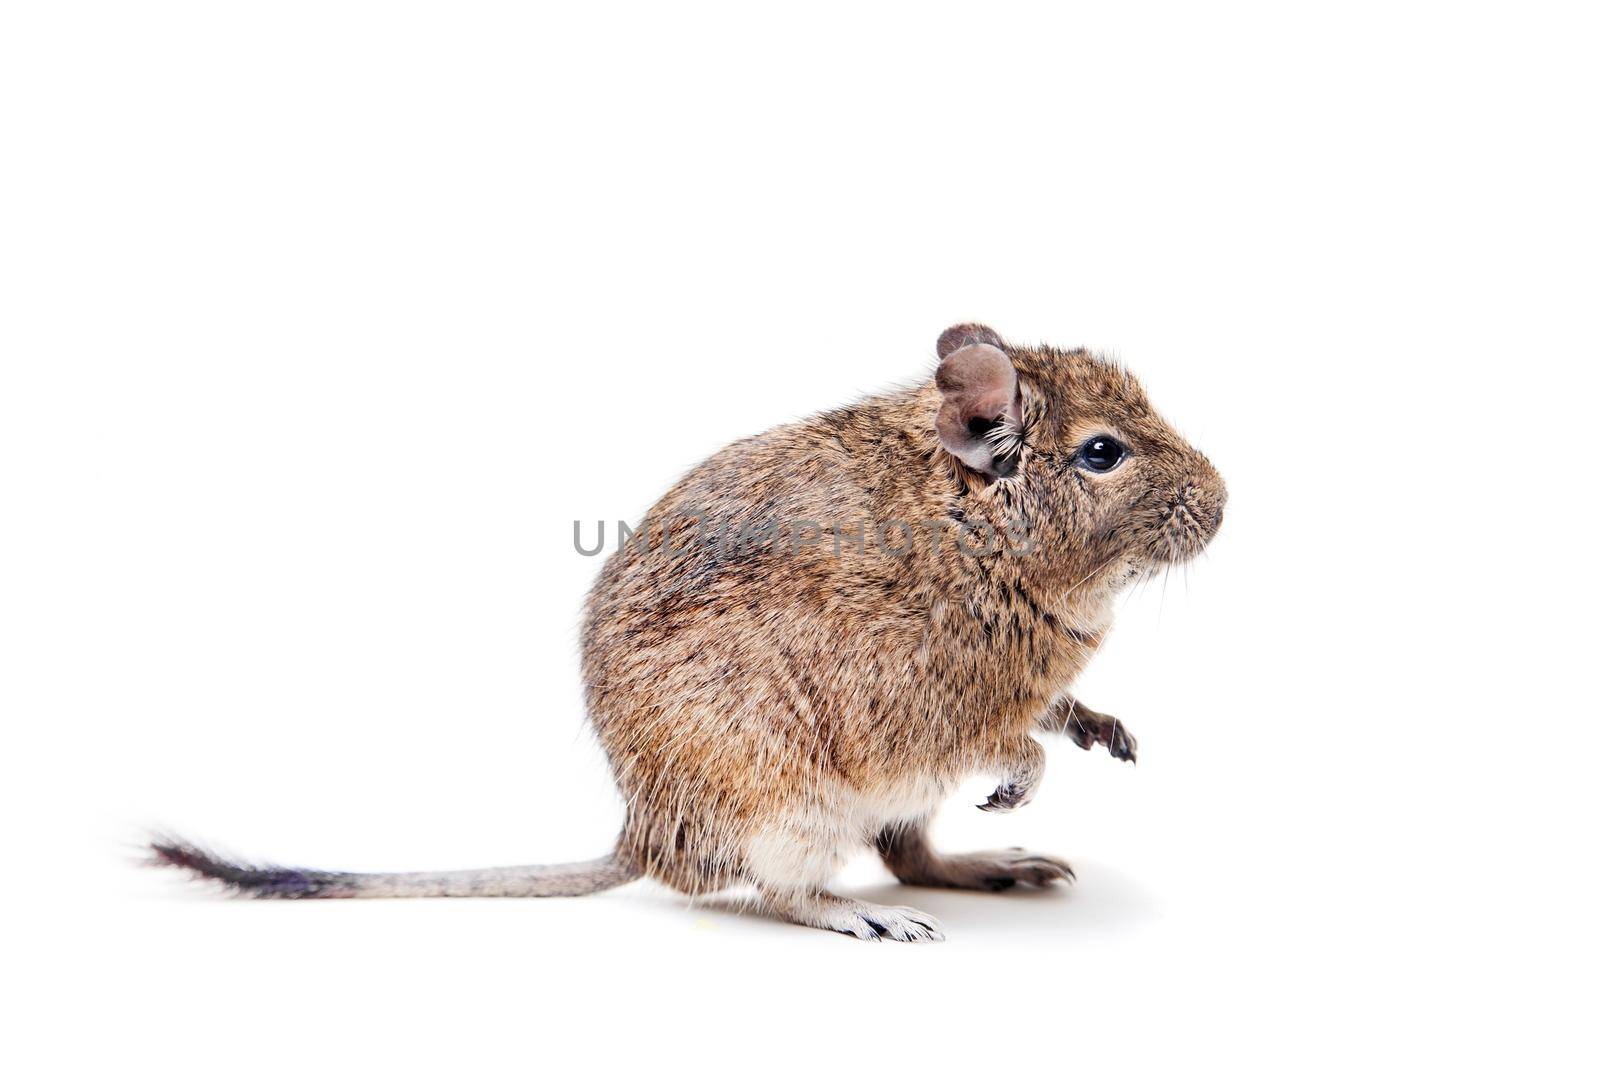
[{"left": 1076, "top": 435, "right": 1127, "bottom": 473}]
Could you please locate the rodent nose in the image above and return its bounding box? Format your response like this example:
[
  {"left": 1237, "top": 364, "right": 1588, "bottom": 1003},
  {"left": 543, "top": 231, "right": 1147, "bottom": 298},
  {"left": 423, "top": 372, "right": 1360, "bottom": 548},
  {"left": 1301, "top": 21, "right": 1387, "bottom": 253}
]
[
  {"left": 1180, "top": 476, "right": 1226, "bottom": 532},
  {"left": 1201, "top": 479, "right": 1226, "bottom": 531}
]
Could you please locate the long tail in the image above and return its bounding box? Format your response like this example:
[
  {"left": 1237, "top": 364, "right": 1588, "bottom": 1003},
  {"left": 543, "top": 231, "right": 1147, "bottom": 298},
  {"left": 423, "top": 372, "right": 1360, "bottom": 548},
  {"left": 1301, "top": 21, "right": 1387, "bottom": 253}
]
[{"left": 148, "top": 835, "right": 640, "bottom": 900}]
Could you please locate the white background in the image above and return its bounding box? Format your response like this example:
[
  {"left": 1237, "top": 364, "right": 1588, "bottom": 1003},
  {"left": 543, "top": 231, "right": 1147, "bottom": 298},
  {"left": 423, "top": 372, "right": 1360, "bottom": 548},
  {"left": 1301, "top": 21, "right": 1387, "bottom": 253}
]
[{"left": 3, "top": 2, "right": 1596, "bottom": 1062}]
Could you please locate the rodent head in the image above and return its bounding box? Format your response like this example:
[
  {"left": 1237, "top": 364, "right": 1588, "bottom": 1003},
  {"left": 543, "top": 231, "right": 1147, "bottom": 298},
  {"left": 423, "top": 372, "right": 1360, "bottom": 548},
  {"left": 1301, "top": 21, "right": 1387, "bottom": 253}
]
[{"left": 934, "top": 323, "right": 1226, "bottom": 587}]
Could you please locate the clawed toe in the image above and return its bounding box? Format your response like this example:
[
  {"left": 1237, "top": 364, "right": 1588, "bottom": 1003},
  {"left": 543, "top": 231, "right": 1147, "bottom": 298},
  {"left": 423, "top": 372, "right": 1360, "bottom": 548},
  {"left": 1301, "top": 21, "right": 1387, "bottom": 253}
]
[{"left": 1010, "top": 853, "right": 1076, "bottom": 887}]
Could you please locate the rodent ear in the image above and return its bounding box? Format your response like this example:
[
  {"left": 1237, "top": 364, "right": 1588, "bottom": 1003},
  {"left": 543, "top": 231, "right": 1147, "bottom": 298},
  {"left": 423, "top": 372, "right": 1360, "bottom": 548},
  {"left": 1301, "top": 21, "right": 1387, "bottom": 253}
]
[
  {"left": 935, "top": 342, "right": 1022, "bottom": 477},
  {"left": 936, "top": 323, "right": 1005, "bottom": 359}
]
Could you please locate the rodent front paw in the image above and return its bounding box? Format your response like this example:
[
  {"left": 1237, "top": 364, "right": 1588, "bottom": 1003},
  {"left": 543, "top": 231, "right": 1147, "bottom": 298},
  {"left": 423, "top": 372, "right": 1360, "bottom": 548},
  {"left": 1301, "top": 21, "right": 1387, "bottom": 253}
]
[
  {"left": 1066, "top": 711, "right": 1137, "bottom": 764},
  {"left": 976, "top": 781, "right": 1031, "bottom": 812}
]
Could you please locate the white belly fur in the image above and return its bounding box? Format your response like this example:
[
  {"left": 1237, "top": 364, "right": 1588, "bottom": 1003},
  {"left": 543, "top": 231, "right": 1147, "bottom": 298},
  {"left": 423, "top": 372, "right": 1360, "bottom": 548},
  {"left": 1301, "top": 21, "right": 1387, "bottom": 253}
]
[{"left": 742, "top": 773, "right": 956, "bottom": 889}]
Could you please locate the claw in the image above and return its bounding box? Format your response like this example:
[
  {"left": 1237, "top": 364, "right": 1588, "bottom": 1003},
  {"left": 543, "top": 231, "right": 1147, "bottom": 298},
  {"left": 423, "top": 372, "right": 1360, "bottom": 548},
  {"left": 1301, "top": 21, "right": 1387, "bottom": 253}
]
[{"left": 978, "top": 782, "right": 1029, "bottom": 812}]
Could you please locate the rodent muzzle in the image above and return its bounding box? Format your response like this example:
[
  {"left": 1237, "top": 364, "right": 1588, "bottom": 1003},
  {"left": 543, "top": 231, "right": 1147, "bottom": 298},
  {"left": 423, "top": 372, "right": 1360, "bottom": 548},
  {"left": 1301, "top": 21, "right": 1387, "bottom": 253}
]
[{"left": 1155, "top": 478, "right": 1225, "bottom": 563}]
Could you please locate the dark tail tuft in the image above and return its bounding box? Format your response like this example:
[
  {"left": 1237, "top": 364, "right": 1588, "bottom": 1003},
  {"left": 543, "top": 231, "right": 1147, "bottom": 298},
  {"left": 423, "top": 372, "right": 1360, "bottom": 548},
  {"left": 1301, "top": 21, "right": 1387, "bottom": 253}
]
[{"left": 147, "top": 836, "right": 355, "bottom": 899}]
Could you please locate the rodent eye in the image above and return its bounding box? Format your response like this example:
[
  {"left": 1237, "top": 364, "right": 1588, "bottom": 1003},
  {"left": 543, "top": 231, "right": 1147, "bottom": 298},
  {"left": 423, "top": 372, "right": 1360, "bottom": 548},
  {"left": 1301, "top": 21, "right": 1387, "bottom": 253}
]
[{"left": 1076, "top": 435, "right": 1127, "bottom": 473}]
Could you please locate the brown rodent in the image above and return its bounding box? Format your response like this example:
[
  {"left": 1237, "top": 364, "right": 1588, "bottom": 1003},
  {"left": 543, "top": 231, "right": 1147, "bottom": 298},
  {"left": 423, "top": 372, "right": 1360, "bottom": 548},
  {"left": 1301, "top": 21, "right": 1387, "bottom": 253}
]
[{"left": 151, "top": 323, "right": 1226, "bottom": 942}]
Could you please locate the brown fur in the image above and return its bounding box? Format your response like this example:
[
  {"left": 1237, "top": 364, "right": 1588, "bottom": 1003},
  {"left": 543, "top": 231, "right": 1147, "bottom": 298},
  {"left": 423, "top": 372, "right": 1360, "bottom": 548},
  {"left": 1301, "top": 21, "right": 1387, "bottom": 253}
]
[{"left": 582, "top": 324, "right": 1225, "bottom": 924}]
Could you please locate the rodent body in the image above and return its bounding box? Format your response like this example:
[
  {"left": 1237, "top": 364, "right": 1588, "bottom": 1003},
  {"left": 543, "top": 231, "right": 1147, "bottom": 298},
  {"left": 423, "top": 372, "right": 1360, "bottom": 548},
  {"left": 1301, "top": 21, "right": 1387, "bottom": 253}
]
[
  {"left": 584, "top": 385, "right": 1103, "bottom": 895},
  {"left": 151, "top": 324, "right": 1225, "bottom": 942}
]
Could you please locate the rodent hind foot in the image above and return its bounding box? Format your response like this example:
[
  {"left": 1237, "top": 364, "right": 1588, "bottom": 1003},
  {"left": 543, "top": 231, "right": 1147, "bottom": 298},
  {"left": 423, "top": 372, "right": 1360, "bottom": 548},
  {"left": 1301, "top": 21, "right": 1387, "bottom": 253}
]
[
  {"left": 760, "top": 887, "right": 946, "bottom": 943},
  {"left": 899, "top": 847, "right": 1074, "bottom": 892},
  {"left": 835, "top": 904, "right": 945, "bottom": 943}
]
